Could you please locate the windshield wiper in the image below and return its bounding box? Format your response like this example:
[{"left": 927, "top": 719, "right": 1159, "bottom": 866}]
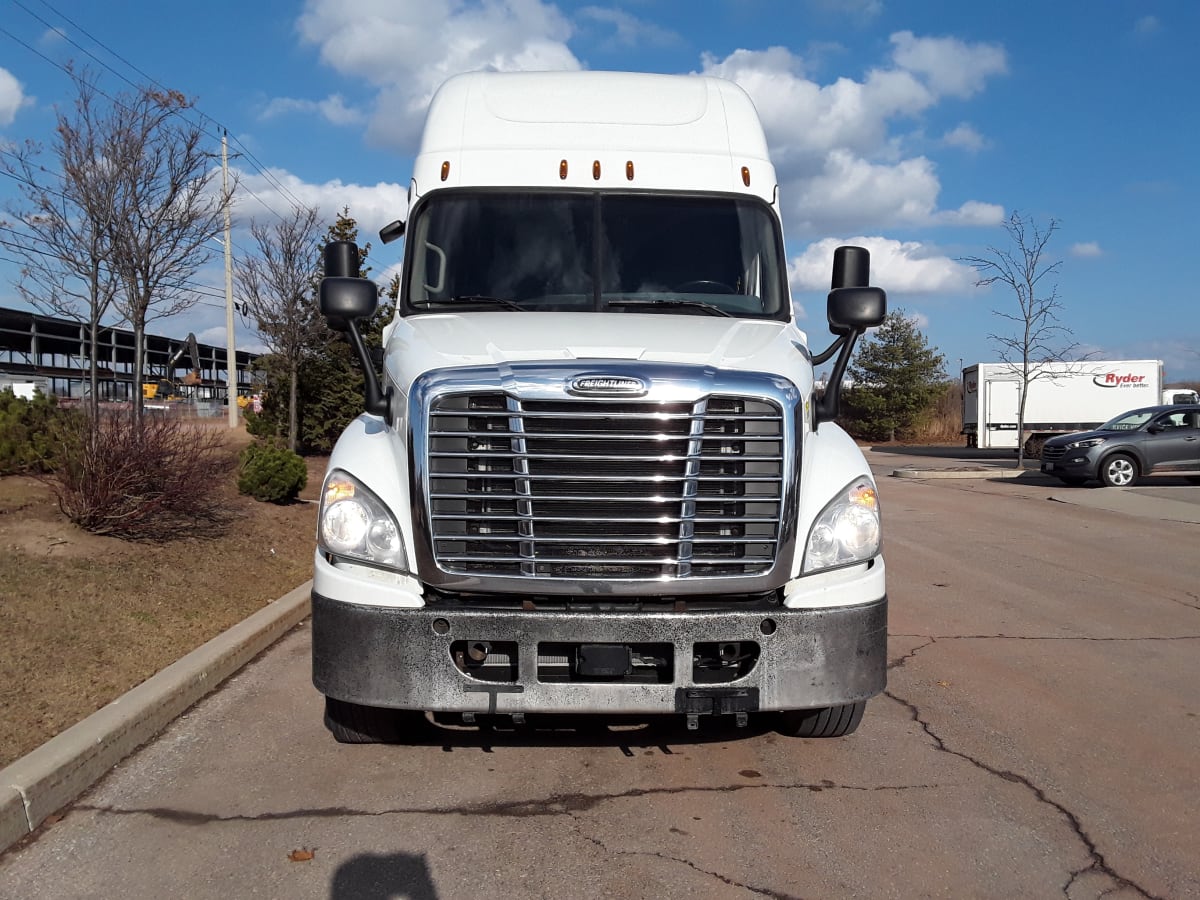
[
  {"left": 605, "top": 298, "right": 732, "bottom": 317},
  {"left": 413, "top": 295, "right": 527, "bottom": 311}
]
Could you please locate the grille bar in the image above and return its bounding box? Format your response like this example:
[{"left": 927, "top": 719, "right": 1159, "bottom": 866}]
[{"left": 427, "top": 391, "right": 785, "bottom": 580}]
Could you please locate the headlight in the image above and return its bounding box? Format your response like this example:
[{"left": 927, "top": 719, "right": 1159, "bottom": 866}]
[
  {"left": 803, "top": 477, "right": 881, "bottom": 574},
  {"left": 1065, "top": 438, "right": 1105, "bottom": 449},
  {"left": 318, "top": 469, "right": 408, "bottom": 570}
]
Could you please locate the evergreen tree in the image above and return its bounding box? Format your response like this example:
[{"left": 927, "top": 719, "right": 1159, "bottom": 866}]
[{"left": 842, "top": 309, "right": 946, "bottom": 442}]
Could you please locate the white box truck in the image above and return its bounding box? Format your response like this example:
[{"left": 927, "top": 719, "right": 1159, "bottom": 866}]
[
  {"left": 962, "top": 360, "right": 1164, "bottom": 456},
  {"left": 312, "top": 71, "right": 888, "bottom": 742}
]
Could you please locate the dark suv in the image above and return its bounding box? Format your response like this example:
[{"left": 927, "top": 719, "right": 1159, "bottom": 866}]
[{"left": 1041, "top": 404, "right": 1200, "bottom": 487}]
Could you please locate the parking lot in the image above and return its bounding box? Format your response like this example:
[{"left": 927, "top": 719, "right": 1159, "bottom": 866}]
[{"left": 1, "top": 447, "right": 1197, "bottom": 899}]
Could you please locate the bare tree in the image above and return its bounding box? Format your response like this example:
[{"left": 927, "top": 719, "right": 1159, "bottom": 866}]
[
  {"left": 107, "top": 85, "right": 231, "bottom": 424},
  {"left": 961, "top": 211, "right": 1084, "bottom": 466},
  {"left": 2, "top": 71, "right": 123, "bottom": 418},
  {"left": 235, "top": 205, "right": 324, "bottom": 451}
]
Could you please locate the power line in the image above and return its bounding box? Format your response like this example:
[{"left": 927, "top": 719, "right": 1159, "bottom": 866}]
[{"left": 2, "top": 7, "right": 303, "bottom": 223}]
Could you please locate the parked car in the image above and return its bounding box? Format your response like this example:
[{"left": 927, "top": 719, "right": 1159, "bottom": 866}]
[{"left": 1040, "top": 404, "right": 1200, "bottom": 487}]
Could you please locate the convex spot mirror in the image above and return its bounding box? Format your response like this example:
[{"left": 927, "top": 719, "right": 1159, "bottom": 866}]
[
  {"left": 828, "top": 286, "right": 886, "bottom": 335},
  {"left": 320, "top": 276, "right": 378, "bottom": 323}
]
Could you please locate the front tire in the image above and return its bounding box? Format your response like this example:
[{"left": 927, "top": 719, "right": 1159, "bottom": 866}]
[
  {"left": 776, "top": 701, "right": 866, "bottom": 738},
  {"left": 324, "top": 696, "right": 427, "bottom": 744},
  {"left": 1099, "top": 453, "right": 1138, "bottom": 488}
]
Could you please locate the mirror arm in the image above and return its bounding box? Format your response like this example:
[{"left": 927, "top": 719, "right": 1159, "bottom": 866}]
[
  {"left": 343, "top": 318, "right": 393, "bottom": 420},
  {"left": 811, "top": 334, "right": 847, "bottom": 367},
  {"left": 814, "top": 328, "right": 864, "bottom": 427}
]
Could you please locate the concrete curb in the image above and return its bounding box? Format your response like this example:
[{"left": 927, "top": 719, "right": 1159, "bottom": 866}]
[
  {"left": 0, "top": 581, "right": 312, "bottom": 855},
  {"left": 890, "top": 466, "right": 1032, "bottom": 479}
]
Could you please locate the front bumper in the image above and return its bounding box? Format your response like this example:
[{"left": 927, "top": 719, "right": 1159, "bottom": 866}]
[
  {"left": 1040, "top": 450, "right": 1101, "bottom": 478},
  {"left": 312, "top": 591, "right": 887, "bottom": 715}
]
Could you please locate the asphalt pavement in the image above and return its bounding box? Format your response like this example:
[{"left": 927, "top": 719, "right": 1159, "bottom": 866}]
[{"left": 2, "top": 442, "right": 1198, "bottom": 896}]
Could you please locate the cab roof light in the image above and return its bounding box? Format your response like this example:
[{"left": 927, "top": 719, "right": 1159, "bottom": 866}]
[
  {"left": 559, "top": 159, "right": 568, "bottom": 180},
  {"left": 741, "top": 166, "right": 751, "bottom": 187},
  {"left": 593, "top": 160, "right": 601, "bottom": 180},
  {"left": 626, "top": 160, "right": 635, "bottom": 181},
  {"left": 440, "top": 161, "right": 450, "bottom": 181}
]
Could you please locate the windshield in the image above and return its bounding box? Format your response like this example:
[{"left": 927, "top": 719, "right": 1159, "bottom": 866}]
[
  {"left": 1099, "top": 409, "right": 1155, "bottom": 430},
  {"left": 403, "top": 191, "right": 788, "bottom": 319}
]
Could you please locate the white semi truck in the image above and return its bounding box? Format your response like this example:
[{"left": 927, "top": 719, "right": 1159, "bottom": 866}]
[
  {"left": 312, "top": 71, "right": 887, "bottom": 742},
  {"left": 962, "top": 360, "right": 1164, "bottom": 456}
]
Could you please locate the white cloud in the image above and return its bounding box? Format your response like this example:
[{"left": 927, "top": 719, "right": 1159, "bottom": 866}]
[
  {"left": 888, "top": 31, "right": 1007, "bottom": 99},
  {"left": 577, "top": 6, "right": 679, "bottom": 48},
  {"left": 906, "top": 309, "right": 930, "bottom": 329},
  {"left": 39, "top": 27, "right": 67, "bottom": 47},
  {"left": 0, "top": 67, "right": 31, "bottom": 127},
  {"left": 233, "top": 168, "right": 408, "bottom": 241},
  {"left": 1134, "top": 16, "right": 1160, "bottom": 36},
  {"left": 296, "top": 0, "right": 581, "bottom": 151},
  {"left": 942, "top": 122, "right": 986, "bottom": 152},
  {"left": 699, "top": 38, "right": 1007, "bottom": 237},
  {"left": 261, "top": 94, "right": 365, "bottom": 126},
  {"left": 1070, "top": 241, "right": 1103, "bottom": 258},
  {"left": 789, "top": 236, "right": 978, "bottom": 295}
]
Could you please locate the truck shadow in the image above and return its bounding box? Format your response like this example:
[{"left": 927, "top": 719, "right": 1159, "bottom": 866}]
[{"left": 398, "top": 712, "right": 780, "bottom": 752}]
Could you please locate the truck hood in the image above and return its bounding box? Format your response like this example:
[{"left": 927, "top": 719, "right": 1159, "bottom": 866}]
[{"left": 384, "top": 312, "right": 812, "bottom": 392}]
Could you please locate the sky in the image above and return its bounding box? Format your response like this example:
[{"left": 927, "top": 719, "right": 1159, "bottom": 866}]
[{"left": 1, "top": 0, "right": 1198, "bottom": 380}]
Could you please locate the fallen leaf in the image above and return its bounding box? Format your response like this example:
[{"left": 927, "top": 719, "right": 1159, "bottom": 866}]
[
  {"left": 936, "top": 680, "right": 952, "bottom": 687},
  {"left": 288, "top": 848, "right": 315, "bottom": 862}
]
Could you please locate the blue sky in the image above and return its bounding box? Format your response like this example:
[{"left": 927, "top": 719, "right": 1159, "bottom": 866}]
[{"left": 1, "top": 0, "right": 1197, "bottom": 380}]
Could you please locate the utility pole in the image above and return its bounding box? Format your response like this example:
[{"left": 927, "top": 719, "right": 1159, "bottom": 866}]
[{"left": 222, "top": 132, "right": 237, "bottom": 428}]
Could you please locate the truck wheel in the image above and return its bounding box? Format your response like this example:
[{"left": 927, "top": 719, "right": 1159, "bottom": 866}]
[
  {"left": 323, "top": 696, "right": 426, "bottom": 744},
  {"left": 1099, "top": 454, "right": 1138, "bottom": 488},
  {"left": 776, "top": 701, "right": 865, "bottom": 738}
]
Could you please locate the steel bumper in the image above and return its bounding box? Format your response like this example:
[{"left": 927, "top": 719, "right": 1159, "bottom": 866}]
[{"left": 312, "top": 592, "right": 887, "bottom": 715}]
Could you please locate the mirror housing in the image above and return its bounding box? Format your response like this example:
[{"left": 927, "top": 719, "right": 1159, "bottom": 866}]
[
  {"left": 379, "top": 219, "right": 406, "bottom": 244},
  {"left": 320, "top": 276, "right": 378, "bottom": 322},
  {"left": 828, "top": 286, "right": 886, "bottom": 334}
]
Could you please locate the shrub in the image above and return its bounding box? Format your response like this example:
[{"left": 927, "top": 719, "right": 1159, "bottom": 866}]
[
  {"left": 237, "top": 443, "right": 307, "bottom": 503},
  {"left": 0, "top": 388, "right": 77, "bottom": 475},
  {"left": 44, "top": 409, "right": 236, "bottom": 539}
]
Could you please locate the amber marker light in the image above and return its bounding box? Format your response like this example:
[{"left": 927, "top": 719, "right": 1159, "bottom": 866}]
[
  {"left": 849, "top": 483, "right": 878, "bottom": 510},
  {"left": 626, "top": 160, "right": 635, "bottom": 181},
  {"left": 560, "top": 159, "right": 569, "bottom": 180},
  {"left": 324, "top": 478, "right": 356, "bottom": 505},
  {"left": 741, "top": 166, "right": 751, "bottom": 187},
  {"left": 593, "top": 160, "right": 601, "bottom": 180},
  {"left": 440, "top": 161, "right": 450, "bottom": 181}
]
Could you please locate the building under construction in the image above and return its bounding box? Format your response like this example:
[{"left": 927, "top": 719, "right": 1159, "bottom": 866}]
[{"left": 0, "top": 306, "right": 257, "bottom": 404}]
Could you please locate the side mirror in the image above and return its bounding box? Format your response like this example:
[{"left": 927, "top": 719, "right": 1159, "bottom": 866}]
[
  {"left": 318, "top": 240, "right": 392, "bottom": 421},
  {"left": 380, "top": 220, "right": 406, "bottom": 244},
  {"left": 811, "top": 246, "right": 887, "bottom": 426},
  {"left": 1146, "top": 422, "right": 1164, "bottom": 434},
  {"left": 828, "top": 286, "right": 886, "bottom": 334},
  {"left": 320, "top": 276, "right": 378, "bottom": 322}
]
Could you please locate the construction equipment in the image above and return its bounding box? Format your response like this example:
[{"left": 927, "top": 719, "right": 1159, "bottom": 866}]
[{"left": 143, "top": 333, "right": 203, "bottom": 401}]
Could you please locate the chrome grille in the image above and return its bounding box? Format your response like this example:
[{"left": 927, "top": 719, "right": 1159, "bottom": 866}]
[
  {"left": 1041, "top": 445, "right": 1066, "bottom": 461},
  {"left": 426, "top": 393, "right": 785, "bottom": 580}
]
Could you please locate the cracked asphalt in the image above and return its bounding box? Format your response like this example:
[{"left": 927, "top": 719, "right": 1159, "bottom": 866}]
[{"left": 2, "top": 455, "right": 1197, "bottom": 899}]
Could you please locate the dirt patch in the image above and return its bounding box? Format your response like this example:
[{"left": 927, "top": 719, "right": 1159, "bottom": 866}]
[{"left": 0, "top": 428, "right": 328, "bottom": 769}]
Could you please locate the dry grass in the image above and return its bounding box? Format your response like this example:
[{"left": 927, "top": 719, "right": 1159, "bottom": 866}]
[{"left": 0, "top": 422, "right": 326, "bottom": 769}]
